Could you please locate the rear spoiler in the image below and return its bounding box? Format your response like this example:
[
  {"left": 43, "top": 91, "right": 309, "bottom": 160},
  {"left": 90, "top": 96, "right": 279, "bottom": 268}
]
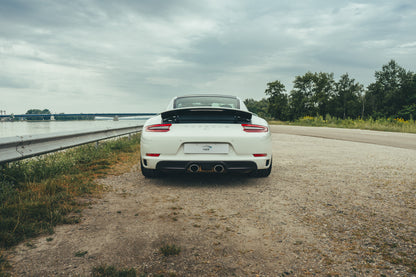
[{"left": 161, "top": 108, "right": 252, "bottom": 123}]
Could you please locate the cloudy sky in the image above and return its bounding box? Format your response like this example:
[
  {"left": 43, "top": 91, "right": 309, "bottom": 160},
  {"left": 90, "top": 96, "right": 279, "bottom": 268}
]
[{"left": 1, "top": 0, "right": 415, "bottom": 114}]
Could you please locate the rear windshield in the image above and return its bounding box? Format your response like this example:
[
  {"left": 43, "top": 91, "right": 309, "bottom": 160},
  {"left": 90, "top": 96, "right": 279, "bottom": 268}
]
[{"left": 174, "top": 96, "right": 240, "bottom": 109}]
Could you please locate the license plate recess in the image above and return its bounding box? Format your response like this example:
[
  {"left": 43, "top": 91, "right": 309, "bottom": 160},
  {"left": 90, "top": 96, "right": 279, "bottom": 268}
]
[{"left": 184, "top": 143, "right": 229, "bottom": 154}]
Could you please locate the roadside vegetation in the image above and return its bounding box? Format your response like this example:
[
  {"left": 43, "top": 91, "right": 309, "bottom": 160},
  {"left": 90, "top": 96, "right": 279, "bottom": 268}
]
[
  {"left": 91, "top": 265, "right": 137, "bottom": 277},
  {"left": 245, "top": 60, "right": 416, "bottom": 133},
  {"left": 0, "top": 134, "right": 140, "bottom": 274},
  {"left": 270, "top": 116, "right": 416, "bottom": 133},
  {"left": 160, "top": 243, "right": 181, "bottom": 257}
]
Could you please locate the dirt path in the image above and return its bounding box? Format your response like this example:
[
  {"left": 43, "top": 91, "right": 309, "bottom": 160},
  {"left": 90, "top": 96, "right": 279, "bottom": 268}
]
[{"left": 8, "top": 130, "right": 416, "bottom": 276}]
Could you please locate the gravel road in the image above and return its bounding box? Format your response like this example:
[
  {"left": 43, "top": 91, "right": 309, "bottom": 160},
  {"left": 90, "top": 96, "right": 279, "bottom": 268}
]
[{"left": 8, "top": 126, "right": 416, "bottom": 276}]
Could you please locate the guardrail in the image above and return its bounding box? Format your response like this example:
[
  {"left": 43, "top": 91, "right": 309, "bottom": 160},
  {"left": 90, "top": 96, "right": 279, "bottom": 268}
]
[{"left": 0, "top": 125, "right": 143, "bottom": 164}]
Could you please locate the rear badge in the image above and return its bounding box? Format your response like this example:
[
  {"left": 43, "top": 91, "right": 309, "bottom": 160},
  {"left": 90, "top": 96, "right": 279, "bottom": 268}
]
[{"left": 202, "top": 145, "right": 212, "bottom": 151}]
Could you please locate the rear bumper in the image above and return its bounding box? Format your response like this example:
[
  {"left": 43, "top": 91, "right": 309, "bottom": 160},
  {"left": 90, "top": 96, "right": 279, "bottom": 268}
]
[
  {"left": 140, "top": 122, "right": 272, "bottom": 173},
  {"left": 155, "top": 160, "right": 258, "bottom": 173},
  {"left": 141, "top": 156, "right": 272, "bottom": 173}
]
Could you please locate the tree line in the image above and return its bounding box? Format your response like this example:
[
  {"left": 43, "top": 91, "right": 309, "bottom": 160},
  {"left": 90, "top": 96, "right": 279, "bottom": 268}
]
[
  {"left": 244, "top": 60, "right": 416, "bottom": 121},
  {"left": 25, "top": 109, "right": 52, "bottom": 120},
  {"left": 25, "top": 109, "right": 94, "bottom": 120}
]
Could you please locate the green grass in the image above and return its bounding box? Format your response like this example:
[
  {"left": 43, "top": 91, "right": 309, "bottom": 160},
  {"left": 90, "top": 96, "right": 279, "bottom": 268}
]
[
  {"left": 0, "top": 134, "right": 141, "bottom": 275},
  {"left": 270, "top": 116, "right": 416, "bottom": 133}
]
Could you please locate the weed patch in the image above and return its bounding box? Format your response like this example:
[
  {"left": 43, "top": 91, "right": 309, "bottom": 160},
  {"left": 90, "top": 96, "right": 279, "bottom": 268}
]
[
  {"left": 0, "top": 134, "right": 141, "bottom": 275},
  {"left": 74, "top": 250, "right": 88, "bottom": 257},
  {"left": 91, "top": 265, "right": 137, "bottom": 277},
  {"left": 160, "top": 243, "right": 181, "bottom": 257}
]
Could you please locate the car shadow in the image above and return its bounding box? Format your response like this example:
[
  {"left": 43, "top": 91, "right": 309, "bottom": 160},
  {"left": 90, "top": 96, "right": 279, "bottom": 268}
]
[{"left": 147, "top": 173, "right": 261, "bottom": 188}]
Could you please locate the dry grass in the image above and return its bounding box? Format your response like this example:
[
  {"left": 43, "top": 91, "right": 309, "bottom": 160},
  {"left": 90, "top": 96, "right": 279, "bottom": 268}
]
[{"left": 0, "top": 134, "right": 141, "bottom": 275}]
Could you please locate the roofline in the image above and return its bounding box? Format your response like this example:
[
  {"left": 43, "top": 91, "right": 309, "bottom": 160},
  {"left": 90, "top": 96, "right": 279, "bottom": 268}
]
[{"left": 174, "top": 94, "right": 238, "bottom": 99}]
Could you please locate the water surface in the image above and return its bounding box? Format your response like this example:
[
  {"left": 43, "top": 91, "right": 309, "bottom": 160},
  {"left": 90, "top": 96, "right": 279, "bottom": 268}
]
[{"left": 0, "top": 119, "right": 146, "bottom": 138}]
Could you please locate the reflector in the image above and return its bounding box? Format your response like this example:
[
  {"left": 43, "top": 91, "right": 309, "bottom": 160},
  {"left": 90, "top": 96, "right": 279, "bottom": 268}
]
[
  {"left": 253, "top": 154, "right": 267, "bottom": 157},
  {"left": 146, "top": 153, "right": 160, "bottom": 157}
]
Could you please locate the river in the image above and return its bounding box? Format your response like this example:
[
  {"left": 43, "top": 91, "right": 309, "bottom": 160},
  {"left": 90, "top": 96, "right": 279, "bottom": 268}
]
[{"left": 0, "top": 119, "right": 146, "bottom": 138}]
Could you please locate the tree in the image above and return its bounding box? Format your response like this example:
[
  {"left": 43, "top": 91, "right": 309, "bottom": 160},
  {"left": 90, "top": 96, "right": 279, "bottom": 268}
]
[
  {"left": 330, "top": 73, "right": 363, "bottom": 119},
  {"left": 244, "top": 98, "right": 269, "bottom": 119},
  {"left": 289, "top": 72, "right": 334, "bottom": 119},
  {"left": 289, "top": 72, "right": 315, "bottom": 119},
  {"left": 254, "top": 59, "right": 415, "bottom": 121},
  {"left": 396, "top": 70, "right": 416, "bottom": 120},
  {"left": 397, "top": 104, "right": 416, "bottom": 120},
  {"left": 264, "top": 80, "right": 289, "bottom": 120},
  {"left": 25, "top": 109, "right": 51, "bottom": 120},
  {"left": 365, "top": 60, "right": 415, "bottom": 118},
  {"left": 312, "top": 72, "right": 335, "bottom": 118}
]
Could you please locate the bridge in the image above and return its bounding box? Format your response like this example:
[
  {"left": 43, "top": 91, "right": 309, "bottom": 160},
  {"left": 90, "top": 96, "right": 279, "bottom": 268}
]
[{"left": 0, "top": 113, "right": 157, "bottom": 121}]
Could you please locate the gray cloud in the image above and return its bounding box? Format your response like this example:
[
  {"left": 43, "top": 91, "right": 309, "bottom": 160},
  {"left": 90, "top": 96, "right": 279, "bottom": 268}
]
[{"left": 0, "top": 0, "right": 415, "bottom": 113}]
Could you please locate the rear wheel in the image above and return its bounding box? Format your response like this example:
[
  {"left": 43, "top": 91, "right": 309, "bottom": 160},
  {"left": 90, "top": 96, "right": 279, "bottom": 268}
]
[
  {"left": 251, "top": 161, "right": 272, "bottom": 177},
  {"left": 140, "top": 159, "right": 158, "bottom": 178}
]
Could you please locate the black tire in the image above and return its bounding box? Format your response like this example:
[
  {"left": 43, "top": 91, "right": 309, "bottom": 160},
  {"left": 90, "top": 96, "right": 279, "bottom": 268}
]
[
  {"left": 140, "top": 159, "right": 158, "bottom": 178},
  {"left": 251, "top": 161, "right": 272, "bottom": 177}
]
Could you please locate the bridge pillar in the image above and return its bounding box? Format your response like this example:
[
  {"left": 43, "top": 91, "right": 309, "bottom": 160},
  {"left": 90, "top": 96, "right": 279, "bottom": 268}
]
[
  {"left": 51, "top": 115, "right": 55, "bottom": 121},
  {"left": 113, "top": 115, "right": 119, "bottom": 121}
]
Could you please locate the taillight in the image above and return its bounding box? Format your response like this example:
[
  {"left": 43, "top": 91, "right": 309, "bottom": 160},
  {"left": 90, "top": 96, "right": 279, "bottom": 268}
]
[
  {"left": 253, "top": 154, "right": 267, "bottom": 157},
  {"left": 146, "top": 153, "right": 160, "bottom": 157},
  {"left": 145, "top": 124, "right": 172, "bottom": 132},
  {"left": 242, "top": 124, "right": 268, "bottom": 132}
]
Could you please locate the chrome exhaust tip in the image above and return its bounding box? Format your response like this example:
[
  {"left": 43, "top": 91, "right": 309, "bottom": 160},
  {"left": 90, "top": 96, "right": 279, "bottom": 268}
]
[
  {"left": 213, "top": 164, "right": 225, "bottom": 173},
  {"left": 188, "top": 164, "right": 200, "bottom": 173}
]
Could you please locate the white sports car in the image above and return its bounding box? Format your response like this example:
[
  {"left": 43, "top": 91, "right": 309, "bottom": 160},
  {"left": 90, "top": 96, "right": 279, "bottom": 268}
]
[{"left": 140, "top": 94, "right": 272, "bottom": 177}]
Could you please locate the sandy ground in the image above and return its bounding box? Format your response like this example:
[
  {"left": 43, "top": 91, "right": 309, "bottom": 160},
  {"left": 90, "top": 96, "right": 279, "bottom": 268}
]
[{"left": 7, "top": 128, "right": 416, "bottom": 276}]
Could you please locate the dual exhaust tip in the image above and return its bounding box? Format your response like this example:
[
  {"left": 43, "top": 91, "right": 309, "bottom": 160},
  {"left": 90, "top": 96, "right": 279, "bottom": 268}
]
[{"left": 188, "top": 163, "right": 225, "bottom": 173}]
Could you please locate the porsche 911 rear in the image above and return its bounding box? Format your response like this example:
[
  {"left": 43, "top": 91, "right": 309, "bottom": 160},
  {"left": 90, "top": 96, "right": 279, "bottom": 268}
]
[{"left": 140, "top": 95, "right": 272, "bottom": 177}]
